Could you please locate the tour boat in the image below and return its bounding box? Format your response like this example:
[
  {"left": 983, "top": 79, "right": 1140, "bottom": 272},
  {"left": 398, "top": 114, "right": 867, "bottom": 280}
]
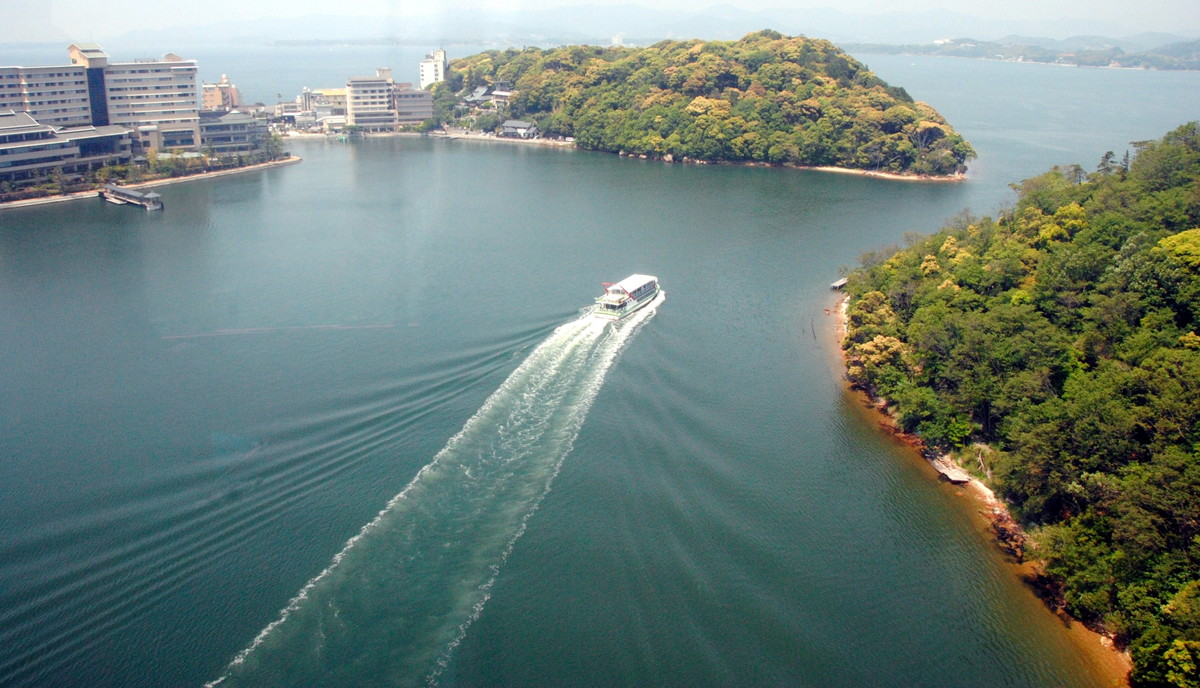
[{"left": 594, "top": 274, "right": 660, "bottom": 320}]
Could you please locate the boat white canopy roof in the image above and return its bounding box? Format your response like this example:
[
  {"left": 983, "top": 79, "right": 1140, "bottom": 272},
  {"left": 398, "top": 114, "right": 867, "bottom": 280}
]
[{"left": 611, "top": 274, "right": 657, "bottom": 292}]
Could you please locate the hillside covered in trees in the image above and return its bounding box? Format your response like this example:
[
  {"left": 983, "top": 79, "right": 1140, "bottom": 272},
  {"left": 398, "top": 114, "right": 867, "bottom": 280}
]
[
  {"left": 841, "top": 122, "right": 1200, "bottom": 686},
  {"left": 437, "top": 30, "right": 975, "bottom": 176}
]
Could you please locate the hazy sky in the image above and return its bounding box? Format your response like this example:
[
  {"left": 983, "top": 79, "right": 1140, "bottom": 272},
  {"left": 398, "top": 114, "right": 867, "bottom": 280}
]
[{"left": 6, "top": 0, "right": 1200, "bottom": 43}]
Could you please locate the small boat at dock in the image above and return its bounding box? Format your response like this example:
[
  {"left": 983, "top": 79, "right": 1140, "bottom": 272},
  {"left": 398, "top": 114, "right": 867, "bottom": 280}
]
[
  {"left": 594, "top": 274, "right": 660, "bottom": 320},
  {"left": 100, "top": 184, "right": 163, "bottom": 211}
]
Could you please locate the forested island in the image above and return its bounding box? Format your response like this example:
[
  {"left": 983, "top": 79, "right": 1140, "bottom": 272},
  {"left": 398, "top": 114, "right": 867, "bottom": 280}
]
[
  {"left": 434, "top": 30, "right": 975, "bottom": 177},
  {"left": 841, "top": 122, "right": 1200, "bottom": 687}
]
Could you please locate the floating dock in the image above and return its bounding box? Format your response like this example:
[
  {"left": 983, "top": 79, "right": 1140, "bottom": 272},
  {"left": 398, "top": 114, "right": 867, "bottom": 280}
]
[{"left": 100, "top": 184, "right": 163, "bottom": 210}]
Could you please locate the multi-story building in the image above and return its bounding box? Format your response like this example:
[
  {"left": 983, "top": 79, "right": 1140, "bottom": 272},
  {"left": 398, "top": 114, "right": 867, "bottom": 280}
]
[
  {"left": 393, "top": 85, "right": 434, "bottom": 124},
  {"left": 0, "top": 65, "right": 93, "bottom": 128},
  {"left": 199, "top": 110, "right": 267, "bottom": 155},
  {"left": 419, "top": 49, "right": 447, "bottom": 90},
  {"left": 68, "top": 42, "right": 201, "bottom": 152},
  {"left": 273, "top": 101, "right": 301, "bottom": 119},
  {"left": 0, "top": 109, "right": 131, "bottom": 184},
  {"left": 346, "top": 70, "right": 398, "bottom": 132},
  {"left": 311, "top": 89, "right": 347, "bottom": 118},
  {"left": 202, "top": 74, "right": 241, "bottom": 112}
]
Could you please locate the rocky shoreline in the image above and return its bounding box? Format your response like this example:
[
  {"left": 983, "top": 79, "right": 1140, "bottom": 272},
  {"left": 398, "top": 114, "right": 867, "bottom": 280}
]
[{"left": 832, "top": 294, "right": 1131, "bottom": 684}]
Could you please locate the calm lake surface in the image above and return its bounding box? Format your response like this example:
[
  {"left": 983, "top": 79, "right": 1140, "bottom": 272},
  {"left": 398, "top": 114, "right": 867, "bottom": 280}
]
[{"left": 1, "top": 52, "right": 1199, "bottom": 687}]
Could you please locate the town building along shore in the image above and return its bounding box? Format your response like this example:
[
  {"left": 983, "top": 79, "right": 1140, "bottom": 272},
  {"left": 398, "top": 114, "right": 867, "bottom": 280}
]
[{"left": 0, "top": 156, "right": 301, "bottom": 212}]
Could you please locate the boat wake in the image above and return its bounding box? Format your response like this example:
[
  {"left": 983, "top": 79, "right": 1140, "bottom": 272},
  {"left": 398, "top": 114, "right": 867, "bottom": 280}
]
[{"left": 206, "top": 292, "right": 663, "bottom": 687}]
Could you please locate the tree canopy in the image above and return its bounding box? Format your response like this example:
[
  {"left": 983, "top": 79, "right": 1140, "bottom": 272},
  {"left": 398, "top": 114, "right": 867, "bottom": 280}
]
[
  {"left": 446, "top": 30, "right": 975, "bottom": 176},
  {"left": 842, "top": 122, "right": 1200, "bottom": 687}
]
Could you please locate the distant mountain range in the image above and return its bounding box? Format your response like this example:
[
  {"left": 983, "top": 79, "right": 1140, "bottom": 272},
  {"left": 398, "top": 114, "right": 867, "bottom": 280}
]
[
  {"left": 109, "top": 5, "right": 1198, "bottom": 51},
  {"left": 843, "top": 36, "right": 1200, "bottom": 70}
]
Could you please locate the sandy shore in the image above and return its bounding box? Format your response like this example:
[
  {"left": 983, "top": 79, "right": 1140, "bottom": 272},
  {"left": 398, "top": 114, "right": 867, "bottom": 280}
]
[
  {"left": 282, "top": 129, "right": 964, "bottom": 182},
  {"left": 439, "top": 130, "right": 575, "bottom": 148},
  {"left": 0, "top": 156, "right": 302, "bottom": 212},
  {"left": 832, "top": 292, "right": 1131, "bottom": 685},
  {"left": 801, "top": 165, "right": 965, "bottom": 182}
]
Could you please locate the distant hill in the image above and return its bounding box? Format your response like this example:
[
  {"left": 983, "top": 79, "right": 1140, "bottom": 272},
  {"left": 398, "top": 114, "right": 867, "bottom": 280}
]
[
  {"left": 444, "top": 31, "right": 975, "bottom": 177},
  {"left": 845, "top": 35, "right": 1200, "bottom": 70},
  {"left": 992, "top": 33, "right": 1192, "bottom": 53}
]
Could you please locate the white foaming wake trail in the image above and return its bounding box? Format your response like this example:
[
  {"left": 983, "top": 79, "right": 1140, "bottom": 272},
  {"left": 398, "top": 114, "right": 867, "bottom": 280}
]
[{"left": 207, "top": 294, "right": 662, "bottom": 688}]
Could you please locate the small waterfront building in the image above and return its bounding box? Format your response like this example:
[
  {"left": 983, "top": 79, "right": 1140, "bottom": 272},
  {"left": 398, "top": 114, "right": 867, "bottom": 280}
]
[
  {"left": 199, "top": 110, "right": 267, "bottom": 155},
  {"left": 499, "top": 119, "right": 538, "bottom": 139},
  {"left": 419, "top": 49, "right": 448, "bottom": 90}
]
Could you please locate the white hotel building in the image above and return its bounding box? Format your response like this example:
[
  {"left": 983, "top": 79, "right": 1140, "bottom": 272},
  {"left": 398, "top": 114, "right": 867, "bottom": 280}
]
[
  {"left": 0, "top": 64, "right": 93, "bottom": 128},
  {"left": 346, "top": 70, "right": 399, "bottom": 132},
  {"left": 67, "top": 43, "right": 201, "bottom": 151},
  {"left": 419, "top": 49, "right": 448, "bottom": 90}
]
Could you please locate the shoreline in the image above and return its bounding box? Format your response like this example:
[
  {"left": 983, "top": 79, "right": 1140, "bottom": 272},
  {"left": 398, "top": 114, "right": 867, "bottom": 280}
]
[
  {"left": 831, "top": 293, "right": 1131, "bottom": 685},
  {"left": 0, "top": 156, "right": 302, "bottom": 212},
  {"left": 285, "top": 129, "right": 964, "bottom": 182}
]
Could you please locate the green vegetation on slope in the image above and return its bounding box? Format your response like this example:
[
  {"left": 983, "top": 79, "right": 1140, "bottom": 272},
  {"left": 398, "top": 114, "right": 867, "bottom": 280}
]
[
  {"left": 437, "top": 30, "right": 975, "bottom": 176},
  {"left": 842, "top": 122, "right": 1200, "bottom": 687}
]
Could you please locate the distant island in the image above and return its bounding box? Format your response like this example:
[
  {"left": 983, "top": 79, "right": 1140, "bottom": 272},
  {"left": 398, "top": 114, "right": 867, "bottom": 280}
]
[
  {"left": 840, "top": 122, "right": 1200, "bottom": 687},
  {"left": 436, "top": 30, "right": 975, "bottom": 178},
  {"left": 845, "top": 35, "right": 1200, "bottom": 70}
]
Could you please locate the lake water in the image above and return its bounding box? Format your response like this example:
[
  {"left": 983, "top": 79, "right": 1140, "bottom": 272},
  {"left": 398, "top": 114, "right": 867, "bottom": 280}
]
[{"left": 1, "top": 52, "right": 1199, "bottom": 687}]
